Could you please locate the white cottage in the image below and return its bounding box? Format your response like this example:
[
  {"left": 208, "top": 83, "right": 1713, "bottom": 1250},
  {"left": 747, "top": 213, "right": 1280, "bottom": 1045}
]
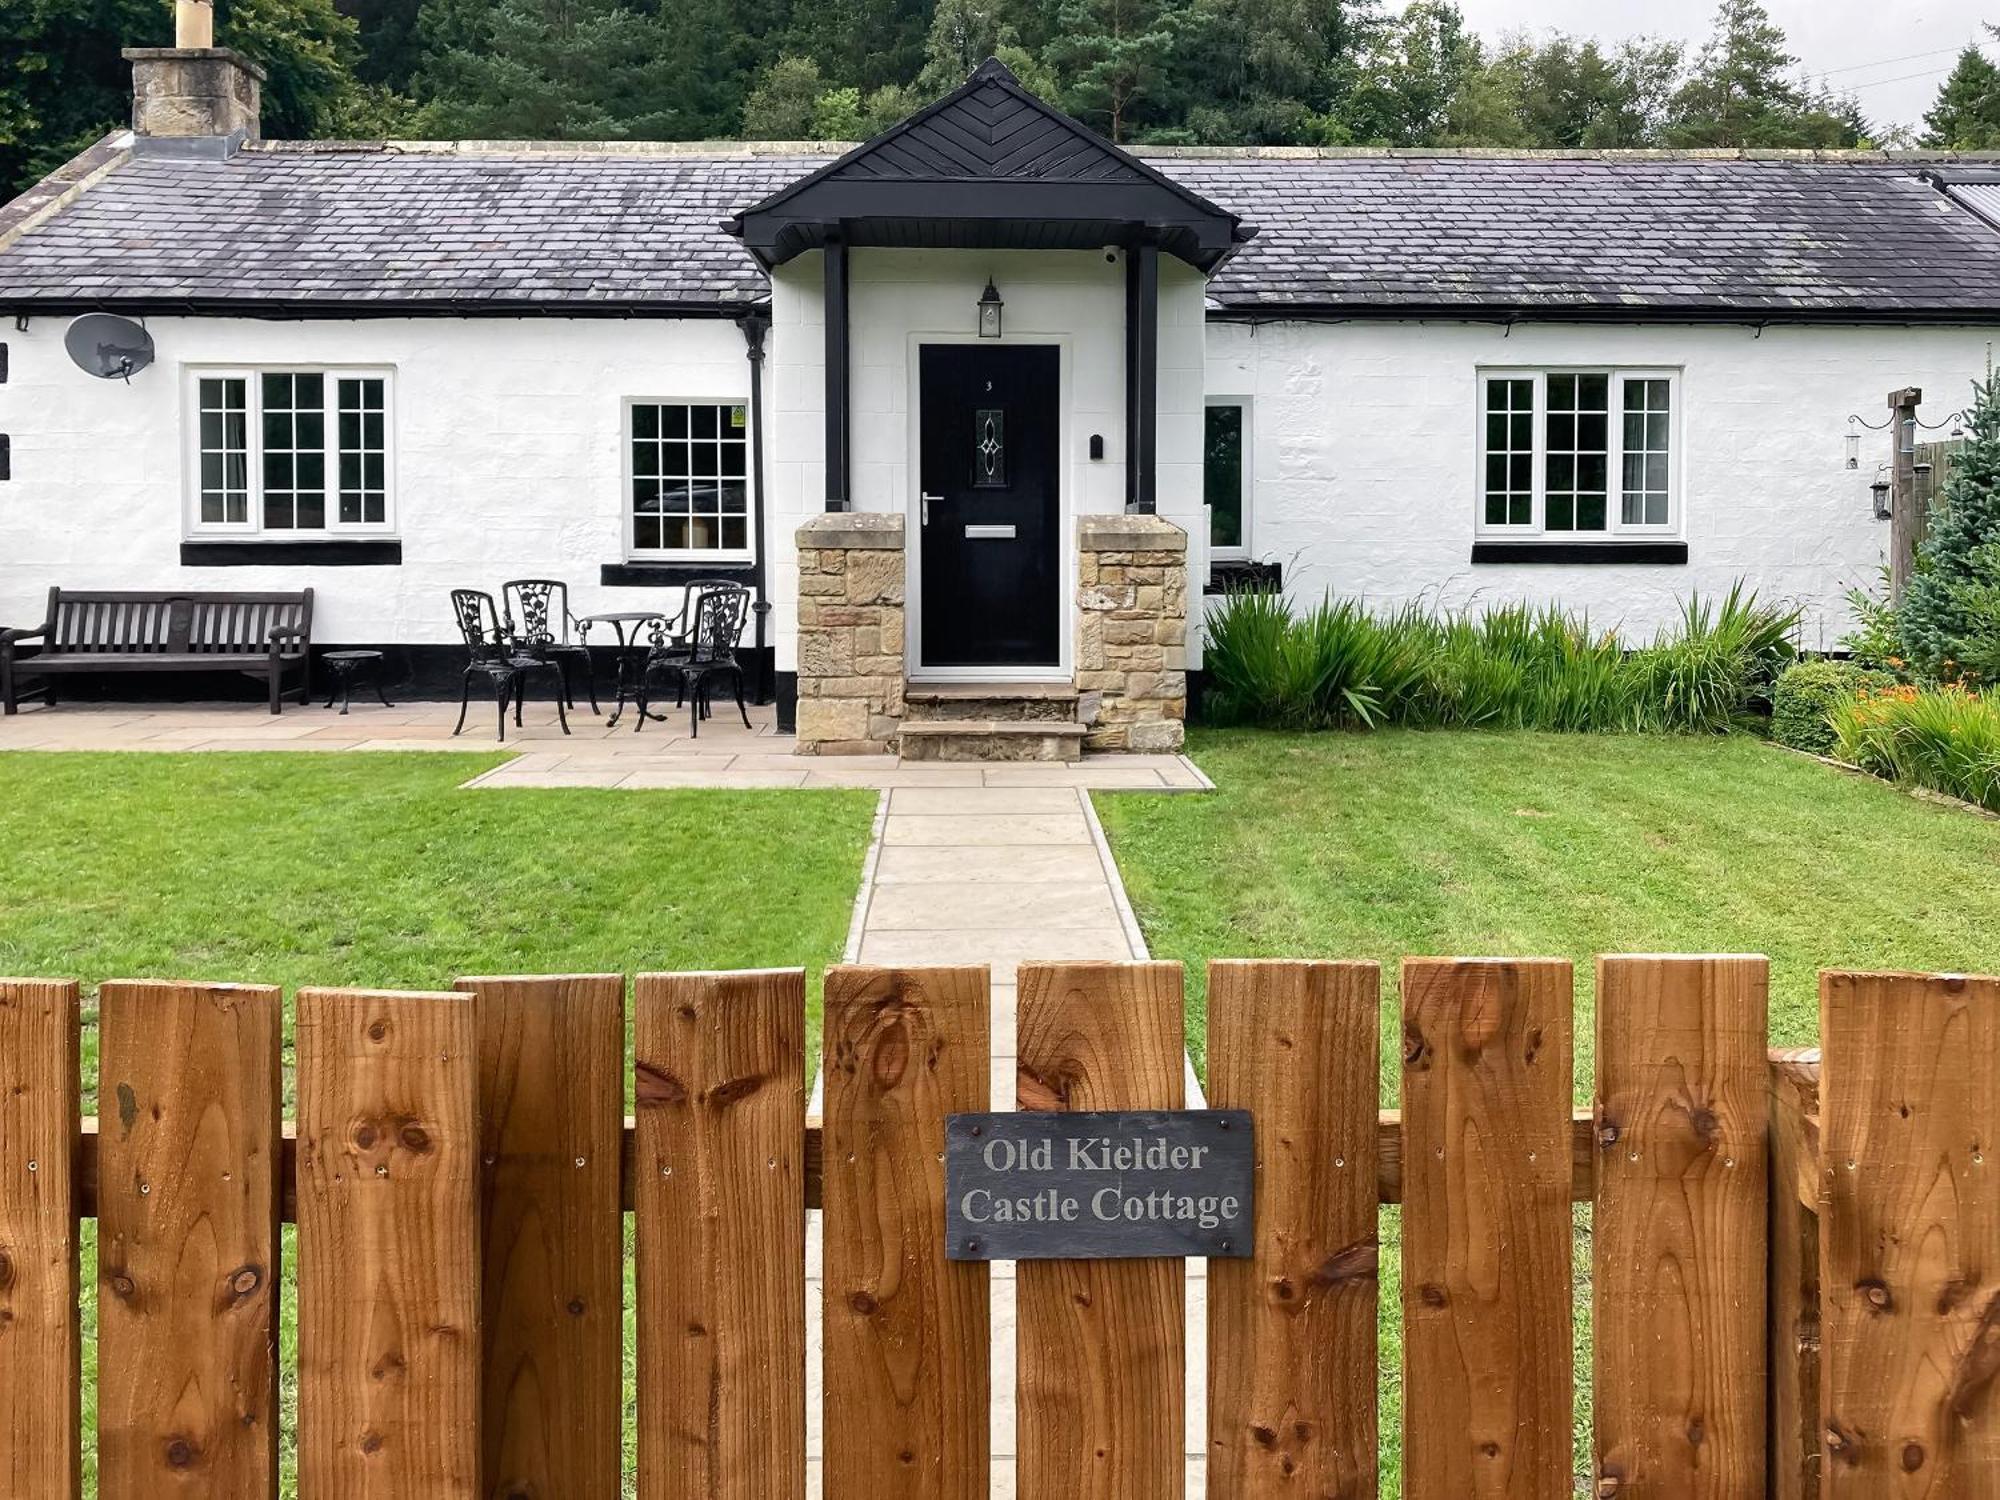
[{"left": 4, "top": 24, "right": 1999, "bottom": 754}]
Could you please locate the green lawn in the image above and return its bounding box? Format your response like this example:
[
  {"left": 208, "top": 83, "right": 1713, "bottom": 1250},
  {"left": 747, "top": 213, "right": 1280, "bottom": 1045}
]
[
  {"left": 1097, "top": 728, "right": 2000, "bottom": 1088},
  {"left": 0, "top": 750, "right": 876, "bottom": 1499},
  {"left": 0, "top": 751, "right": 875, "bottom": 1099},
  {"left": 1094, "top": 727, "right": 2000, "bottom": 1494}
]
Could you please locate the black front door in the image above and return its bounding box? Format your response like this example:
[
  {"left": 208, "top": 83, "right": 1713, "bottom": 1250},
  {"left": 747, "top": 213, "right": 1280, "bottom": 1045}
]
[{"left": 918, "top": 343, "right": 1061, "bottom": 668}]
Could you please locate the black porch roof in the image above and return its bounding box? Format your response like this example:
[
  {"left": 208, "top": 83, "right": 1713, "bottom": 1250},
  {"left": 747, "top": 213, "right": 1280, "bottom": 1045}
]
[{"left": 727, "top": 58, "right": 1251, "bottom": 273}]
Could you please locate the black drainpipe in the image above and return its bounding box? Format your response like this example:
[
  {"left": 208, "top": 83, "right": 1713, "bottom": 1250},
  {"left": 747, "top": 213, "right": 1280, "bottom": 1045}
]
[{"left": 739, "top": 310, "right": 774, "bottom": 704}]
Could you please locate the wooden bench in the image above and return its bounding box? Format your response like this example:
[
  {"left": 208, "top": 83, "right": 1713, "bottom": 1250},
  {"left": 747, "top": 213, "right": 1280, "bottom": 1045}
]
[{"left": 2, "top": 587, "right": 313, "bottom": 715}]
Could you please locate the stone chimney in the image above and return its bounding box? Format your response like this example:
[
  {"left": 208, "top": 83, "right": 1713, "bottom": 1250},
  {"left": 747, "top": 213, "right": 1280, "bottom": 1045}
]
[{"left": 123, "top": 0, "right": 264, "bottom": 153}]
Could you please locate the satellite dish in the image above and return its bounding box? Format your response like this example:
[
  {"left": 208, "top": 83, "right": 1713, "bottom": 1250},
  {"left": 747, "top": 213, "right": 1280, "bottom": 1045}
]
[{"left": 64, "top": 314, "right": 155, "bottom": 383}]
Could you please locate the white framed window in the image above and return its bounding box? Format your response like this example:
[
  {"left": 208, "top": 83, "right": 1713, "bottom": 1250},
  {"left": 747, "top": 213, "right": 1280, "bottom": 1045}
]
[
  {"left": 626, "top": 400, "right": 752, "bottom": 560},
  {"left": 1477, "top": 369, "right": 1680, "bottom": 536},
  {"left": 184, "top": 367, "right": 394, "bottom": 537},
  {"left": 1204, "top": 398, "right": 1250, "bottom": 558}
]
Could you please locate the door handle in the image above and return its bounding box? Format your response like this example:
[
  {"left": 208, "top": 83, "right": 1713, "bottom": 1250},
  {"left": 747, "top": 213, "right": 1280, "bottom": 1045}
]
[{"left": 921, "top": 492, "right": 944, "bottom": 526}]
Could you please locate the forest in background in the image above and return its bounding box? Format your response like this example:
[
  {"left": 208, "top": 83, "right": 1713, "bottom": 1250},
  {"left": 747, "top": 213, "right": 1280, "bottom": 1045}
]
[{"left": 6, "top": 0, "right": 2000, "bottom": 198}]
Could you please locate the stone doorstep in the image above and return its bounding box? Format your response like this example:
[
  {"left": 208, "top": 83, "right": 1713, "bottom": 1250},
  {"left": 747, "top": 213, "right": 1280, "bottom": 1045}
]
[
  {"left": 903, "top": 682, "right": 1080, "bottom": 725},
  {"left": 897, "top": 720, "right": 1087, "bottom": 764}
]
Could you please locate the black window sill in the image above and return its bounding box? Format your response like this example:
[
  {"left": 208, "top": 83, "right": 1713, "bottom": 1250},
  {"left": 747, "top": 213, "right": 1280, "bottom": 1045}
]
[
  {"left": 181, "top": 540, "right": 403, "bottom": 566},
  {"left": 1206, "top": 558, "right": 1282, "bottom": 594},
  {"left": 601, "top": 561, "right": 757, "bottom": 587},
  {"left": 1471, "top": 540, "right": 1688, "bottom": 565}
]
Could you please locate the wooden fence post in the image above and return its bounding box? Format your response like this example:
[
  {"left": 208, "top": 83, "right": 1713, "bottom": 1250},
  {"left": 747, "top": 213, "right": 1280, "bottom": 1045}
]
[
  {"left": 1016, "top": 960, "right": 1186, "bottom": 1500},
  {"left": 1888, "top": 387, "right": 1923, "bottom": 600},
  {"left": 0, "top": 979, "right": 79, "bottom": 1500},
  {"left": 296, "top": 988, "right": 482, "bottom": 1499},
  {"left": 457, "top": 974, "right": 626, "bottom": 1500},
  {"left": 822, "top": 965, "right": 991, "bottom": 1500},
  {"left": 1206, "top": 959, "right": 1380, "bottom": 1500},
  {"left": 1821, "top": 970, "right": 2000, "bottom": 1494},
  {"left": 1400, "top": 957, "right": 1573, "bottom": 1500},
  {"left": 97, "top": 980, "right": 283, "bottom": 1500},
  {"left": 634, "top": 969, "right": 806, "bottom": 1500},
  {"left": 1593, "top": 955, "right": 1768, "bottom": 1500},
  {"left": 1768, "top": 1048, "right": 1823, "bottom": 1500}
]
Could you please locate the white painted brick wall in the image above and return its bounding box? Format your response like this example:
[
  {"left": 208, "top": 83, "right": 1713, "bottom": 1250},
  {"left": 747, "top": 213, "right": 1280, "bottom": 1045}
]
[
  {"left": 1205, "top": 319, "right": 1998, "bottom": 648},
  {"left": 0, "top": 300, "right": 1984, "bottom": 662},
  {"left": 0, "top": 315, "right": 749, "bottom": 642}
]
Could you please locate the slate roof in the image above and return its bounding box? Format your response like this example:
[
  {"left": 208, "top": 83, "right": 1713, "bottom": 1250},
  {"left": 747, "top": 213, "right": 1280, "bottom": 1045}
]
[
  {"left": 4, "top": 139, "right": 2000, "bottom": 318},
  {"left": 1168, "top": 155, "right": 2000, "bottom": 316}
]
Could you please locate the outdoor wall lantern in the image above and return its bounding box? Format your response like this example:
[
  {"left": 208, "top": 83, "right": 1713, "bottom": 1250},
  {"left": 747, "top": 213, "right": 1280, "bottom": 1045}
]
[{"left": 978, "top": 280, "right": 1004, "bottom": 339}]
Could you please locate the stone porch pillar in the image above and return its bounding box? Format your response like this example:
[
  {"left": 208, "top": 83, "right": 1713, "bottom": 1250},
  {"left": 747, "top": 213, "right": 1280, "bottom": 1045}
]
[
  {"left": 1076, "top": 514, "right": 1188, "bottom": 752},
  {"left": 794, "top": 513, "right": 906, "bottom": 754}
]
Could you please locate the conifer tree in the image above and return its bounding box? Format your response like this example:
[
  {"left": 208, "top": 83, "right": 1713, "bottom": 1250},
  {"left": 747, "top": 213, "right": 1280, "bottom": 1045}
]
[
  {"left": 414, "top": 0, "right": 679, "bottom": 138},
  {"left": 1921, "top": 42, "right": 2000, "bottom": 150},
  {"left": 1664, "top": 0, "right": 1863, "bottom": 147},
  {"left": 1901, "top": 370, "right": 2000, "bottom": 685}
]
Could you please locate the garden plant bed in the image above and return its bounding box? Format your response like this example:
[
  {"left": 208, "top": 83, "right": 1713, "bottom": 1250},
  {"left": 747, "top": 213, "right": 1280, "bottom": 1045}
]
[{"left": 1094, "top": 725, "right": 2000, "bottom": 1491}]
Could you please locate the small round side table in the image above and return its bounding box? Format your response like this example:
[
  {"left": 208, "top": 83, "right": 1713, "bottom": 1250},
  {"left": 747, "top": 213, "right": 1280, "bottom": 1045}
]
[{"left": 322, "top": 650, "right": 394, "bottom": 714}]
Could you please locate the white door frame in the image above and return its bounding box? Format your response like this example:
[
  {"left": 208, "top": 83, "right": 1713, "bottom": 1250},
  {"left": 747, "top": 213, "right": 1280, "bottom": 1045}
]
[{"left": 905, "top": 331, "right": 1075, "bottom": 683}]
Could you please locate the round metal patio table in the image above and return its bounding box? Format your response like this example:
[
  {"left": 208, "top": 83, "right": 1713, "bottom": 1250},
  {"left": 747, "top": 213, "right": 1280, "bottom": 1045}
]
[
  {"left": 321, "top": 650, "right": 393, "bottom": 714},
  {"left": 576, "top": 610, "right": 670, "bottom": 728}
]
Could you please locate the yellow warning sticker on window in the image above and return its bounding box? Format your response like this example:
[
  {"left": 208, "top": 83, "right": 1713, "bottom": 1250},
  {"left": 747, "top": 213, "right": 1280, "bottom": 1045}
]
[{"left": 730, "top": 405, "right": 747, "bottom": 428}]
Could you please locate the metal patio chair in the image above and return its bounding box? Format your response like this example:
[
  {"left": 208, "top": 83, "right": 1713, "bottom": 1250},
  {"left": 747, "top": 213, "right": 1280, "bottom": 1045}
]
[
  {"left": 501, "top": 578, "right": 600, "bottom": 714},
  {"left": 634, "top": 582, "right": 752, "bottom": 737},
  {"left": 449, "top": 587, "right": 569, "bottom": 743}
]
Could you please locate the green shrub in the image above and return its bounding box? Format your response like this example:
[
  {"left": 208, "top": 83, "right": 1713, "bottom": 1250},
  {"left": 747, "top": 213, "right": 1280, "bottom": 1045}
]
[
  {"left": 1200, "top": 584, "right": 1799, "bottom": 735},
  {"left": 1902, "top": 369, "right": 2000, "bottom": 684},
  {"left": 1832, "top": 683, "right": 2000, "bottom": 812},
  {"left": 1771, "top": 660, "right": 1891, "bottom": 755},
  {"left": 1840, "top": 567, "right": 1908, "bottom": 674}
]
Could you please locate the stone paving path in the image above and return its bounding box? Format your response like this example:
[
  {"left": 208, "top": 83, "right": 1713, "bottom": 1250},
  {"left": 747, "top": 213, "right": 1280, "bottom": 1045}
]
[
  {"left": 0, "top": 702, "right": 1210, "bottom": 791},
  {"left": 806, "top": 783, "right": 1209, "bottom": 1497}
]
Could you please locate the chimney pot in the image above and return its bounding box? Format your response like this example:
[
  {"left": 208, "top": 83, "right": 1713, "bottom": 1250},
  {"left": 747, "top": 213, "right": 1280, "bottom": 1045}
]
[{"left": 175, "top": 0, "right": 214, "bottom": 49}]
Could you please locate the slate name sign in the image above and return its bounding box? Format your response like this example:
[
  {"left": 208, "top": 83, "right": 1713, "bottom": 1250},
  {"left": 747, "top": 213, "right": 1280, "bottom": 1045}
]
[{"left": 944, "top": 1109, "right": 1254, "bottom": 1261}]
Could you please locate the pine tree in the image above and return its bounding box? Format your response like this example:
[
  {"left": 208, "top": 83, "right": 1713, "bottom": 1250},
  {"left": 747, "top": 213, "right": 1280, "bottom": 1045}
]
[
  {"left": 781, "top": 0, "right": 932, "bottom": 96},
  {"left": 1159, "top": 0, "right": 1379, "bottom": 144},
  {"left": 1922, "top": 42, "right": 2000, "bottom": 150},
  {"left": 1045, "top": 0, "right": 1182, "bottom": 140},
  {"left": 414, "top": 0, "right": 679, "bottom": 138},
  {"left": 1664, "top": 0, "right": 1864, "bottom": 148},
  {"left": 1901, "top": 370, "right": 2000, "bottom": 685}
]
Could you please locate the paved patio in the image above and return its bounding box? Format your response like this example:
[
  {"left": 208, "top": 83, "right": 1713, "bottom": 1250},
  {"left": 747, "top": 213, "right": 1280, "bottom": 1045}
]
[{"left": 0, "top": 701, "right": 1210, "bottom": 791}]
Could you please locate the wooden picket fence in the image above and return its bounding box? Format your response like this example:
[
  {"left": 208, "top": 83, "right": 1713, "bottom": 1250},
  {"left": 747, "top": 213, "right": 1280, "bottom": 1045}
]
[{"left": 0, "top": 957, "right": 1995, "bottom": 1498}]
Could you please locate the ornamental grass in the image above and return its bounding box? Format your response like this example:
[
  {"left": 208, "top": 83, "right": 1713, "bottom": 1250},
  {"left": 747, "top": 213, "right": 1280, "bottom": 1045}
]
[
  {"left": 1202, "top": 583, "right": 1798, "bottom": 736},
  {"left": 1832, "top": 682, "right": 2000, "bottom": 813}
]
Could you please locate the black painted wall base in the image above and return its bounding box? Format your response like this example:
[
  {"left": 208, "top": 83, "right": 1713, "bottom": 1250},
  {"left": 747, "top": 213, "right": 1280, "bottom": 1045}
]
[
  {"left": 775, "top": 671, "right": 798, "bottom": 733},
  {"left": 16, "top": 644, "right": 777, "bottom": 706}
]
